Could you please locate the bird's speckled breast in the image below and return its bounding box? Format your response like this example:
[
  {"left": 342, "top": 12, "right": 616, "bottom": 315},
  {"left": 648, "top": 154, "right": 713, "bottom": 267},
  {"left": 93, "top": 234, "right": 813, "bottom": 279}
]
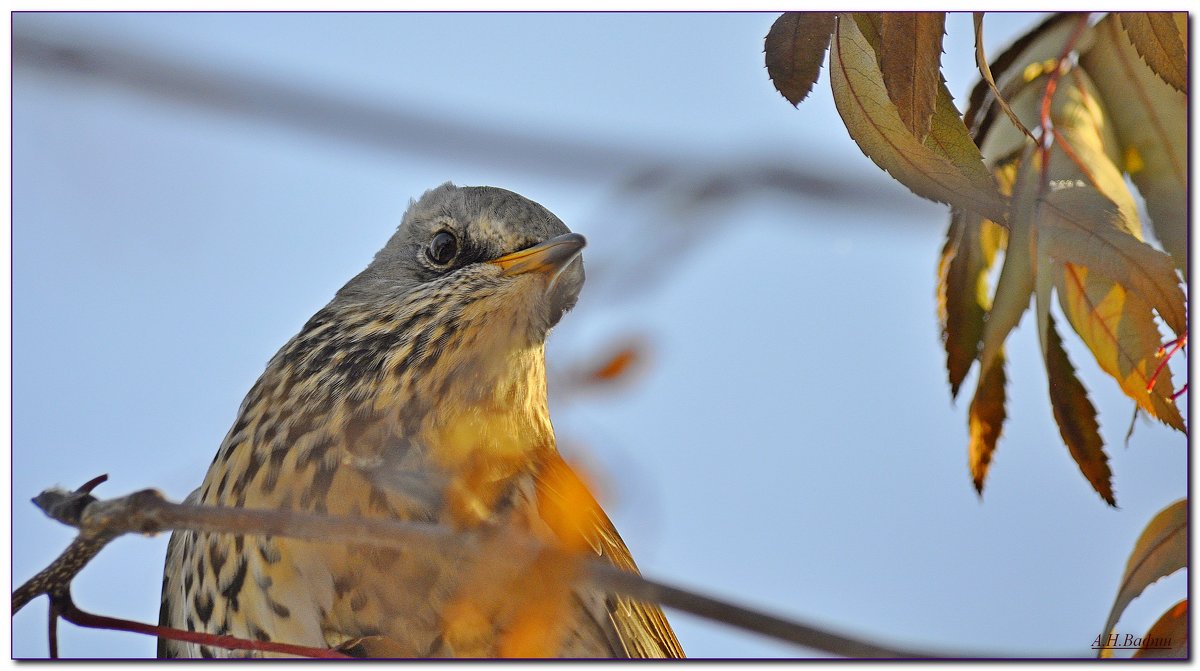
[{"left": 162, "top": 298, "right": 561, "bottom": 656}]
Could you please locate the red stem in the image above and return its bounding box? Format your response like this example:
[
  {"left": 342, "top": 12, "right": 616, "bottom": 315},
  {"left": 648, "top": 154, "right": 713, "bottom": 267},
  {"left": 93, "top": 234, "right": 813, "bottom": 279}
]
[
  {"left": 1147, "top": 335, "right": 1187, "bottom": 393},
  {"left": 58, "top": 597, "right": 348, "bottom": 659}
]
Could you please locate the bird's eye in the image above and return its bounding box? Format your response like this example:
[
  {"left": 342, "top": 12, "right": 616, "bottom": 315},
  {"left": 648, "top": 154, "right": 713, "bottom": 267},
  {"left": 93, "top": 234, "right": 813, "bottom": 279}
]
[{"left": 426, "top": 231, "right": 458, "bottom": 266}]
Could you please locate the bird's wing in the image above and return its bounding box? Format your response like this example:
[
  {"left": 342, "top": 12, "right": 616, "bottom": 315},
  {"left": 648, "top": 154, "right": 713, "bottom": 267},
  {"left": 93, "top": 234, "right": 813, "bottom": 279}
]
[
  {"left": 533, "top": 453, "right": 685, "bottom": 658},
  {"left": 158, "top": 489, "right": 202, "bottom": 658}
]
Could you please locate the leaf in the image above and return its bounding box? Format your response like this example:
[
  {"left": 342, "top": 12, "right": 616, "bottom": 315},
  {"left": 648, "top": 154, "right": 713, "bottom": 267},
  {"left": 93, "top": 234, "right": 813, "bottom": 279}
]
[
  {"left": 967, "top": 349, "right": 1006, "bottom": 494},
  {"left": 970, "top": 12, "right": 1035, "bottom": 142},
  {"left": 829, "top": 13, "right": 1008, "bottom": 222},
  {"left": 765, "top": 12, "right": 837, "bottom": 106},
  {"left": 1032, "top": 84, "right": 1184, "bottom": 340},
  {"left": 937, "top": 210, "right": 1005, "bottom": 397},
  {"left": 1056, "top": 263, "right": 1184, "bottom": 431},
  {"left": 1042, "top": 314, "right": 1114, "bottom": 505},
  {"left": 965, "top": 13, "right": 1088, "bottom": 140},
  {"left": 1131, "top": 600, "right": 1187, "bottom": 658},
  {"left": 1033, "top": 224, "right": 1054, "bottom": 361},
  {"left": 977, "top": 148, "right": 1038, "bottom": 377},
  {"left": 593, "top": 349, "right": 637, "bottom": 380},
  {"left": 979, "top": 62, "right": 1121, "bottom": 178},
  {"left": 1037, "top": 185, "right": 1186, "bottom": 340},
  {"left": 1117, "top": 12, "right": 1188, "bottom": 93},
  {"left": 1081, "top": 14, "right": 1187, "bottom": 276},
  {"left": 1100, "top": 499, "right": 1187, "bottom": 646},
  {"left": 877, "top": 12, "right": 945, "bottom": 142}
]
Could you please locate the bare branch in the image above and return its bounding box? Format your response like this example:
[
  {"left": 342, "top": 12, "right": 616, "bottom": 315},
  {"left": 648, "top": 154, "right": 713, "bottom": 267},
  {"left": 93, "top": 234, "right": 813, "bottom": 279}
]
[{"left": 14, "top": 480, "right": 978, "bottom": 658}]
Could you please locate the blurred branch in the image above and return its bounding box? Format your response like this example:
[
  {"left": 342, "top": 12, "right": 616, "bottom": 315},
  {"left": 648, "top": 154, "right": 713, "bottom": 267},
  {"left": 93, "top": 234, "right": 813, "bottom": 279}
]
[
  {"left": 12, "top": 30, "right": 923, "bottom": 216},
  {"left": 15, "top": 478, "right": 966, "bottom": 659}
]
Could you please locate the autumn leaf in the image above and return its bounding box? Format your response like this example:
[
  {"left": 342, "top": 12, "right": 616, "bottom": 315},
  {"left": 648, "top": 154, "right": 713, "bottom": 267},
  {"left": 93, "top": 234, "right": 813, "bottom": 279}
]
[
  {"left": 1131, "top": 600, "right": 1187, "bottom": 658},
  {"left": 1055, "top": 263, "right": 1184, "bottom": 431},
  {"left": 1042, "top": 314, "right": 1113, "bottom": 505},
  {"left": 1117, "top": 12, "right": 1187, "bottom": 93},
  {"left": 1100, "top": 499, "right": 1187, "bottom": 652},
  {"left": 978, "top": 60, "right": 1120, "bottom": 176},
  {"left": 977, "top": 149, "right": 1038, "bottom": 378},
  {"left": 967, "top": 349, "right": 1006, "bottom": 494},
  {"left": 765, "top": 12, "right": 837, "bottom": 106},
  {"left": 965, "top": 13, "right": 1088, "bottom": 140},
  {"left": 938, "top": 210, "right": 1005, "bottom": 397},
  {"left": 535, "top": 454, "right": 607, "bottom": 554},
  {"left": 496, "top": 553, "right": 578, "bottom": 657},
  {"left": 1037, "top": 185, "right": 1186, "bottom": 343},
  {"left": 829, "top": 13, "right": 1007, "bottom": 222},
  {"left": 589, "top": 345, "right": 642, "bottom": 383},
  {"left": 970, "top": 12, "right": 1034, "bottom": 142},
  {"left": 877, "top": 12, "right": 945, "bottom": 142},
  {"left": 1081, "top": 14, "right": 1187, "bottom": 276}
]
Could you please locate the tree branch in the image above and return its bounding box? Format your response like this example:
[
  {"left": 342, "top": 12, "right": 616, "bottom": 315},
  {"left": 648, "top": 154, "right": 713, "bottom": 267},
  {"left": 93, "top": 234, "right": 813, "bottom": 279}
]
[{"left": 15, "top": 478, "right": 962, "bottom": 658}]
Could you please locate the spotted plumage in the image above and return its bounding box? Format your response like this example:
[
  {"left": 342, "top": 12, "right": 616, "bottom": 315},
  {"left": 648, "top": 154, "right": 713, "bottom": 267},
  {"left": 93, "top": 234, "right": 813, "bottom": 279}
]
[{"left": 157, "top": 183, "right": 683, "bottom": 658}]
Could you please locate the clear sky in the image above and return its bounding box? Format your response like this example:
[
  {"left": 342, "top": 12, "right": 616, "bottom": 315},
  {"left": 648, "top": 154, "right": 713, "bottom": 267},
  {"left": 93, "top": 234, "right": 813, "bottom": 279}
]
[{"left": 11, "top": 11, "right": 1187, "bottom": 659}]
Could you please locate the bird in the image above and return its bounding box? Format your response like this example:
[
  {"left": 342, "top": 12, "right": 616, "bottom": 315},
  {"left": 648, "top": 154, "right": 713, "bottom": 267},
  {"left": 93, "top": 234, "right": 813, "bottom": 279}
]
[{"left": 156, "top": 183, "right": 684, "bottom": 658}]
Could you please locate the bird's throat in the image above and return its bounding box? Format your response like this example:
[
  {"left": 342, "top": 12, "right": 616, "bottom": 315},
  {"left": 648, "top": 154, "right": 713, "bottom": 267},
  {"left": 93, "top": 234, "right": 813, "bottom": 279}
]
[{"left": 422, "top": 346, "right": 555, "bottom": 525}]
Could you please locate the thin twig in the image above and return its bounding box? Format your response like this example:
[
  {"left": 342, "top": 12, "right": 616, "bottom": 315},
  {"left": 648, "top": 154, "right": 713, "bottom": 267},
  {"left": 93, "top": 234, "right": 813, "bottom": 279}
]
[{"left": 56, "top": 593, "right": 349, "bottom": 659}]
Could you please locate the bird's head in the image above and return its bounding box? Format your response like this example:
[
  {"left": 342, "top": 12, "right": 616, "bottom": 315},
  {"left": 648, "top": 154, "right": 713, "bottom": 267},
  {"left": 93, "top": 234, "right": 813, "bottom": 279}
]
[{"left": 336, "top": 183, "right": 586, "bottom": 348}]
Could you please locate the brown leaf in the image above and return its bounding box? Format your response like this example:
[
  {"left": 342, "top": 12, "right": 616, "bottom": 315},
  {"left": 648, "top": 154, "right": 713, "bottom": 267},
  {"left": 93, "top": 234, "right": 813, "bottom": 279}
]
[
  {"left": 1081, "top": 14, "right": 1187, "bottom": 276},
  {"left": 1131, "top": 600, "right": 1187, "bottom": 658},
  {"left": 970, "top": 13, "right": 1035, "bottom": 143},
  {"left": 830, "top": 13, "right": 1007, "bottom": 222},
  {"left": 1055, "top": 263, "right": 1184, "bottom": 431},
  {"left": 967, "top": 349, "right": 1007, "bottom": 494},
  {"left": 878, "top": 12, "right": 945, "bottom": 142},
  {"left": 937, "top": 210, "right": 1004, "bottom": 398},
  {"left": 1100, "top": 499, "right": 1187, "bottom": 646},
  {"left": 765, "top": 12, "right": 837, "bottom": 106},
  {"left": 1042, "top": 314, "right": 1114, "bottom": 505},
  {"left": 1117, "top": 12, "right": 1187, "bottom": 93}
]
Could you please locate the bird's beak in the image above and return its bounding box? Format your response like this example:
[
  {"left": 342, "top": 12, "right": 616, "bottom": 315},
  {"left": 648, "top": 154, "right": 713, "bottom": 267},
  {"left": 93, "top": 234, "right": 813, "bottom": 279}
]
[{"left": 490, "top": 233, "right": 586, "bottom": 278}]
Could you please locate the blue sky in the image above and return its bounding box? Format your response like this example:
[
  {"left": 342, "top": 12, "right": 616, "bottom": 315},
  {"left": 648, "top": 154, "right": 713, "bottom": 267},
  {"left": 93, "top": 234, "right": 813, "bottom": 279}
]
[{"left": 11, "top": 12, "right": 1187, "bottom": 658}]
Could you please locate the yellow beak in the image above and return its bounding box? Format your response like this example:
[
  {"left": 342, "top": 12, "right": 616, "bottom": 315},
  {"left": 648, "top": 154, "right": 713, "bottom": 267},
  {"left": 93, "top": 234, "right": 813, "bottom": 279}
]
[{"left": 490, "top": 233, "right": 586, "bottom": 277}]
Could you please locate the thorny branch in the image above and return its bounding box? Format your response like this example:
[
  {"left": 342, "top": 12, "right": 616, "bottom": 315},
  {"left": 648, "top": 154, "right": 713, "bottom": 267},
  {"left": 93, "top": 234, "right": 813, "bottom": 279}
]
[{"left": 12, "top": 477, "right": 967, "bottom": 659}]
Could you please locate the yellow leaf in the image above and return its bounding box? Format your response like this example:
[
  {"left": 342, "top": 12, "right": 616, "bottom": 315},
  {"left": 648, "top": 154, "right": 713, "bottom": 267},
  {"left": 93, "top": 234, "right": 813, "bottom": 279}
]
[
  {"left": 829, "top": 13, "right": 1007, "bottom": 222},
  {"left": 1123, "top": 146, "right": 1145, "bottom": 174},
  {"left": 978, "top": 60, "right": 1121, "bottom": 175},
  {"left": 1056, "top": 263, "right": 1184, "bottom": 430},
  {"left": 497, "top": 553, "right": 577, "bottom": 658},
  {"left": 967, "top": 350, "right": 1007, "bottom": 494},
  {"left": 1034, "top": 89, "right": 1183, "bottom": 340},
  {"left": 765, "top": 12, "right": 837, "bottom": 106},
  {"left": 1042, "top": 314, "right": 1114, "bottom": 505},
  {"left": 1117, "top": 12, "right": 1188, "bottom": 93},
  {"left": 534, "top": 454, "right": 606, "bottom": 554},
  {"left": 1081, "top": 14, "right": 1187, "bottom": 276},
  {"left": 1037, "top": 185, "right": 1186, "bottom": 341},
  {"left": 1131, "top": 600, "right": 1187, "bottom": 658},
  {"left": 877, "top": 12, "right": 945, "bottom": 142},
  {"left": 1100, "top": 499, "right": 1187, "bottom": 651}
]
